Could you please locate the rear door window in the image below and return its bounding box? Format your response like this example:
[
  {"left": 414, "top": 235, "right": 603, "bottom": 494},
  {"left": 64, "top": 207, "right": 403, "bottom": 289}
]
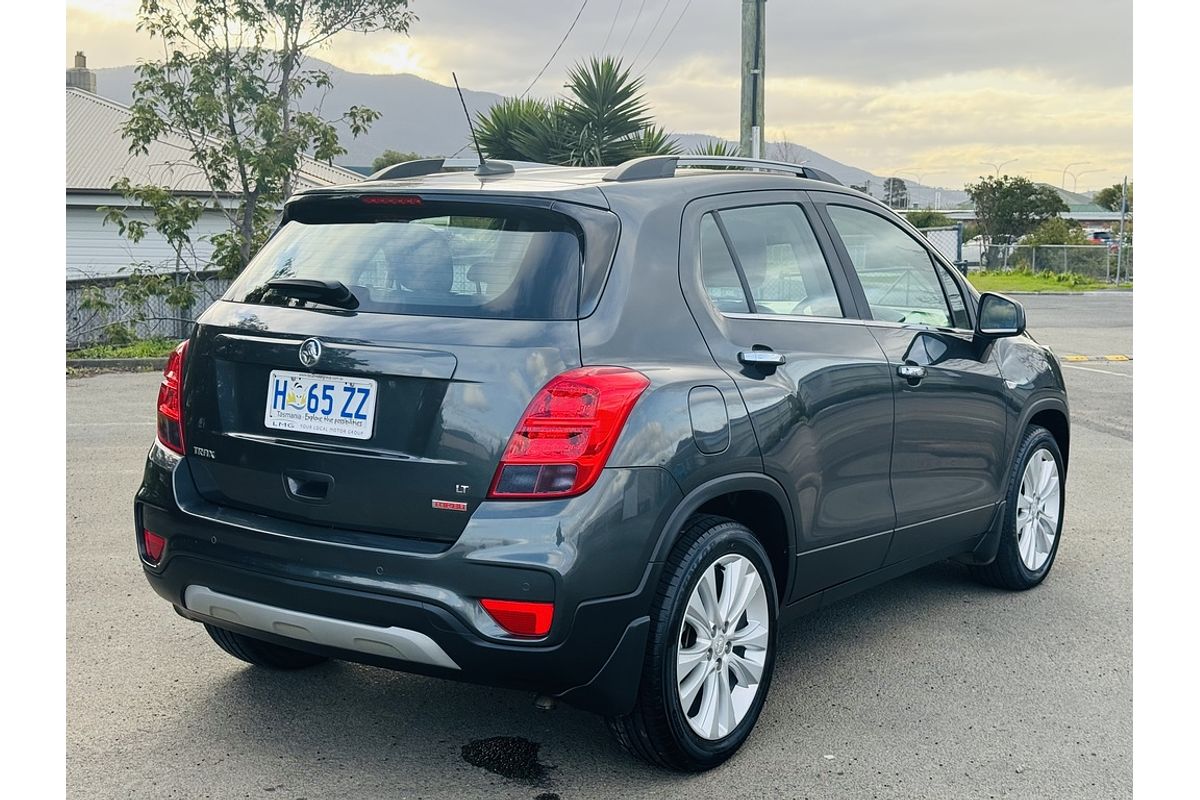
[
  {"left": 225, "top": 202, "right": 582, "bottom": 320},
  {"left": 699, "top": 204, "right": 844, "bottom": 318}
]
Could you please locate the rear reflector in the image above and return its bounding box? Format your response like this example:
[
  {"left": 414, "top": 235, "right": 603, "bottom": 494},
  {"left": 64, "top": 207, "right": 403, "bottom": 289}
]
[
  {"left": 156, "top": 339, "right": 188, "bottom": 454},
  {"left": 488, "top": 367, "right": 650, "bottom": 499},
  {"left": 142, "top": 530, "right": 166, "bottom": 564},
  {"left": 361, "top": 195, "right": 423, "bottom": 205},
  {"left": 480, "top": 599, "right": 554, "bottom": 637}
]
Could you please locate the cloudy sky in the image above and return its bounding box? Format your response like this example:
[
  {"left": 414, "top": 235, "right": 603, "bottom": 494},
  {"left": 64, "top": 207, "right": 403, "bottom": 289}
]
[{"left": 66, "top": 0, "right": 1132, "bottom": 191}]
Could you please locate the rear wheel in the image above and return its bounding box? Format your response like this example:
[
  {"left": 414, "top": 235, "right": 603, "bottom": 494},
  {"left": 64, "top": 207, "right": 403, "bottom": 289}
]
[
  {"left": 204, "top": 624, "right": 328, "bottom": 670},
  {"left": 607, "top": 515, "right": 778, "bottom": 771},
  {"left": 971, "top": 425, "right": 1065, "bottom": 590}
]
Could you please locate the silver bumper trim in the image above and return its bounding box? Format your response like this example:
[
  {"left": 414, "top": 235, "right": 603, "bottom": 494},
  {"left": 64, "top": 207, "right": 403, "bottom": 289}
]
[{"left": 183, "top": 585, "right": 460, "bottom": 670}]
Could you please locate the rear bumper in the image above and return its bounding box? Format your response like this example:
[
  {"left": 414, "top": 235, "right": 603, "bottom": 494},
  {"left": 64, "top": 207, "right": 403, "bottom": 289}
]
[{"left": 135, "top": 444, "right": 682, "bottom": 714}]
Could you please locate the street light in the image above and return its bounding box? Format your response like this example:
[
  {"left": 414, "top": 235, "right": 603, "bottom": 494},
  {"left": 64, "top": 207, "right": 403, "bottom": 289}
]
[
  {"left": 981, "top": 158, "right": 1018, "bottom": 177},
  {"left": 1067, "top": 168, "right": 1104, "bottom": 192},
  {"left": 1060, "top": 161, "right": 1089, "bottom": 189}
]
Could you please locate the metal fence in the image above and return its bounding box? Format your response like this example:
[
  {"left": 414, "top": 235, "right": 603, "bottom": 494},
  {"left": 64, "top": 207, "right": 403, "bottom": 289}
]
[
  {"left": 977, "top": 244, "right": 1133, "bottom": 282},
  {"left": 67, "top": 272, "right": 232, "bottom": 349},
  {"left": 917, "top": 225, "right": 964, "bottom": 265}
]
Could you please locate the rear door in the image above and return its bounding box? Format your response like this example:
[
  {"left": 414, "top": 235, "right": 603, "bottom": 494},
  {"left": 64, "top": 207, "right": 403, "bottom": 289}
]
[
  {"left": 181, "top": 195, "right": 615, "bottom": 545},
  {"left": 812, "top": 194, "right": 1009, "bottom": 562},
  {"left": 679, "top": 191, "right": 897, "bottom": 599}
]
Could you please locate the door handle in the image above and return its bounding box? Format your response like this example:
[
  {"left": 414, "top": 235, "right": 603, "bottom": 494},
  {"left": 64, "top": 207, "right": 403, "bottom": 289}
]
[
  {"left": 738, "top": 350, "right": 787, "bottom": 367},
  {"left": 897, "top": 364, "right": 927, "bottom": 382}
]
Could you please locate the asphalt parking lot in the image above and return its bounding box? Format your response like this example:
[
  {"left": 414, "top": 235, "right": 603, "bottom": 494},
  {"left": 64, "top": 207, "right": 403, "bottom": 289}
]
[{"left": 66, "top": 292, "right": 1132, "bottom": 799}]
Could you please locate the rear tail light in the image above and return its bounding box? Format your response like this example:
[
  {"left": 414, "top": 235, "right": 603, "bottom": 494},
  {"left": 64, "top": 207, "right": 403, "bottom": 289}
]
[
  {"left": 488, "top": 367, "right": 650, "bottom": 499},
  {"left": 361, "top": 195, "right": 423, "bottom": 206},
  {"left": 141, "top": 529, "right": 166, "bottom": 564},
  {"left": 480, "top": 599, "right": 554, "bottom": 637},
  {"left": 156, "top": 339, "right": 188, "bottom": 454}
]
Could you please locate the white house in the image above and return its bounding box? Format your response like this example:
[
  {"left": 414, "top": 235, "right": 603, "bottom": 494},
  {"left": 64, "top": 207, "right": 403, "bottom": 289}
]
[{"left": 65, "top": 77, "right": 361, "bottom": 279}]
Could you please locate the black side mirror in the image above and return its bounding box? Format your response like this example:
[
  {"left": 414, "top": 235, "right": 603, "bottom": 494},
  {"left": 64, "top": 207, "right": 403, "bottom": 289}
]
[{"left": 975, "top": 292, "right": 1026, "bottom": 337}]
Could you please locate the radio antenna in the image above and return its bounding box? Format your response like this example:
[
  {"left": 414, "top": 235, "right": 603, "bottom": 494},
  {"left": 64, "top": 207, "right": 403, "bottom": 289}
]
[{"left": 453, "top": 72, "right": 513, "bottom": 177}]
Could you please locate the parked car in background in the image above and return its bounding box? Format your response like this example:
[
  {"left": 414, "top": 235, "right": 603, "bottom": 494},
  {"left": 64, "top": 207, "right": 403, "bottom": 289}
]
[{"left": 134, "top": 155, "right": 1070, "bottom": 771}]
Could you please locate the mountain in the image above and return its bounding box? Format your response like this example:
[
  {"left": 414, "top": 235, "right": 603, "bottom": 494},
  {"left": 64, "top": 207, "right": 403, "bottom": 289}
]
[
  {"left": 91, "top": 60, "right": 503, "bottom": 164},
  {"left": 89, "top": 59, "right": 966, "bottom": 206}
]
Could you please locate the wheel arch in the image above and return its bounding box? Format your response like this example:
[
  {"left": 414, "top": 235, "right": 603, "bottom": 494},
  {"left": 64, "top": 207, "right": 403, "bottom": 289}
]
[
  {"left": 1019, "top": 396, "right": 1071, "bottom": 473},
  {"left": 649, "top": 473, "right": 796, "bottom": 602}
]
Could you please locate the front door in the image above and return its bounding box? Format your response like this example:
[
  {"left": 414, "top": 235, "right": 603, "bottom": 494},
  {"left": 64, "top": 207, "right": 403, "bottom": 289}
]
[
  {"left": 680, "top": 192, "right": 897, "bottom": 599},
  {"left": 814, "top": 196, "right": 1009, "bottom": 563}
]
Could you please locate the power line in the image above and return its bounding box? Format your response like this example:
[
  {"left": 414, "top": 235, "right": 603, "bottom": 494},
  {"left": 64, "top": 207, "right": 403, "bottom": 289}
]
[
  {"left": 601, "top": 0, "right": 625, "bottom": 53},
  {"left": 519, "top": 0, "right": 590, "bottom": 100},
  {"left": 630, "top": 0, "right": 675, "bottom": 69},
  {"left": 640, "top": 0, "right": 695, "bottom": 73},
  {"left": 617, "top": 0, "right": 649, "bottom": 58}
]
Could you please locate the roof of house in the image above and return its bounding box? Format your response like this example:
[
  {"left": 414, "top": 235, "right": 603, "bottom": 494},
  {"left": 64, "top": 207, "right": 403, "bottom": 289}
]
[{"left": 66, "top": 87, "right": 362, "bottom": 194}]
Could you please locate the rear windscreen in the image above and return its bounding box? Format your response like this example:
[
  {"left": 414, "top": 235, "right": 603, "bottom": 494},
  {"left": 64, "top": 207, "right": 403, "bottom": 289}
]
[{"left": 224, "top": 202, "right": 583, "bottom": 320}]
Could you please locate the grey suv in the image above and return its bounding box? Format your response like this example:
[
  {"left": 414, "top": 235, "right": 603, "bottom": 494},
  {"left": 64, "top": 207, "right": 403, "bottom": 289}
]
[{"left": 135, "top": 155, "right": 1069, "bottom": 771}]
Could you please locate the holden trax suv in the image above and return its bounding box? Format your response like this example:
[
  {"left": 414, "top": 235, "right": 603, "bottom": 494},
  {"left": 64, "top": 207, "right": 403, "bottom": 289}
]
[{"left": 135, "top": 155, "right": 1069, "bottom": 771}]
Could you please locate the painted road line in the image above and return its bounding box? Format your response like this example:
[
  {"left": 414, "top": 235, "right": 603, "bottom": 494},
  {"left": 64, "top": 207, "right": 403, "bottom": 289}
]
[
  {"left": 1103, "top": 355, "right": 1131, "bottom": 361},
  {"left": 1062, "top": 364, "right": 1133, "bottom": 378},
  {"left": 1060, "top": 354, "right": 1133, "bottom": 362}
]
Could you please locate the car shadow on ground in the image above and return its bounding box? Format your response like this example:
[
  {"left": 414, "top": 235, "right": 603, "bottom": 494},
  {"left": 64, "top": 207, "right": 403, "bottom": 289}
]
[{"left": 172, "top": 558, "right": 1006, "bottom": 793}]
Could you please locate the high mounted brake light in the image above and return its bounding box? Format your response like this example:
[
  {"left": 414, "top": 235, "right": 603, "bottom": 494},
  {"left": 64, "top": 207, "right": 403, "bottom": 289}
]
[
  {"left": 156, "top": 339, "right": 188, "bottom": 454},
  {"left": 360, "top": 195, "right": 423, "bottom": 206},
  {"left": 488, "top": 367, "right": 650, "bottom": 499}
]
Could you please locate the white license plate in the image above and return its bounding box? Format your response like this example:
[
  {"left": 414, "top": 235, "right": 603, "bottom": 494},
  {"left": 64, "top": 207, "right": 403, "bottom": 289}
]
[{"left": 264, "top": 370, "right": 378, "bottom": 440}]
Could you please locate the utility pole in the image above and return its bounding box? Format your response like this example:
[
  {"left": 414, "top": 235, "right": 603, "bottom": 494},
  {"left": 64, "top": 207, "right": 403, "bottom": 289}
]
[{"left": 740, "top": 0, "right": 765, "bottom": 159}]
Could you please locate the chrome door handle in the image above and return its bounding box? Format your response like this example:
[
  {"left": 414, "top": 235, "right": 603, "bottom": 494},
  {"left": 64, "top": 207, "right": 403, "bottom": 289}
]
[
  {"left": 738, "top": 350, "right": 787, "bottom": 367},
  {"left": 897, "top": 364, "right": 927, "bottom": 381}
]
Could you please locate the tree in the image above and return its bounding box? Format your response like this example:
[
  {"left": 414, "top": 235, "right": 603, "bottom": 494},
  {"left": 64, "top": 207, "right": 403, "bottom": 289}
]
[
  {"left": 883, "top": 177, "right": 909, "bottom": 209},
  {"left": 371, "top": 149, "right": 425, "bottom": 172},
  {"left": 904, "top": 210, "right": 953, "bottom": 229},
  {"left": 691, "top": 138, "right": 740, "bottom": 157},
  {"left": 1093, "top": 182, "right": 1132, "bottom": 213},
  {"left": 474, "top": 56, "right": 679, "bottom": 166},
  {"left": 111, "top": 1, "right": 415, "bottom": 277},
  {"left": 1023, "top": 217, "right": 1088, "bottom": 247},
  {"left": 965, "top": 175, "right": 1068, "bottom": 257}
]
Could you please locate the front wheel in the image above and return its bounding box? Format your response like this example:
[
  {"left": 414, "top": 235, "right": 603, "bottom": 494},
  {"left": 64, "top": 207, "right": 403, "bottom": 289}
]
[
  {"left": 607, "top": 515, "right": 778, "bottom": 771},
  {"left": 971, "top": 425, "right": 1065, "bottom": 590}
]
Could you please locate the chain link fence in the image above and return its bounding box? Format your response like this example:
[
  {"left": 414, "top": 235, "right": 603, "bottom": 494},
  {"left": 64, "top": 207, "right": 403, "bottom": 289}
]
[
  {"left": 917, "top": 225, "right": 963, "bottom": 265},
  {"left": 67, "top": 272, "right": 232, "bottom": 349},
  {"left": 977, "top": 244, "right": 1133, "bottom": 282}
]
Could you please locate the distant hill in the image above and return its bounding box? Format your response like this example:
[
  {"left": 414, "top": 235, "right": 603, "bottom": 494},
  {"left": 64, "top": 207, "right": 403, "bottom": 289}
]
[{"left": 89, "top": 59, "right": 966, "bottom": 207}]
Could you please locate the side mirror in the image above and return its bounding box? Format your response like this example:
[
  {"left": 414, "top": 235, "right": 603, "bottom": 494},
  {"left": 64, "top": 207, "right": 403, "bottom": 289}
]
[{"left": 975, "top": 292, "right": 1026, "bottom": 337}]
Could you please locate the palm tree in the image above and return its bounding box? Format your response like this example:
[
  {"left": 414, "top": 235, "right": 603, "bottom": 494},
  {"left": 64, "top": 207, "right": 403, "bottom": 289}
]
[
  {"left": 691, "top": 138, "right": 740, "bottom": 158},
  {"left": 474, "top": 56, "right": 679, "bottom": 166}
]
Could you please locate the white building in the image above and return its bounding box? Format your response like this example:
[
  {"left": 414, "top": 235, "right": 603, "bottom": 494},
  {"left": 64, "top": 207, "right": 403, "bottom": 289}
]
[{"left": 66, "top": 80, "right": 361, "bottom": 279}]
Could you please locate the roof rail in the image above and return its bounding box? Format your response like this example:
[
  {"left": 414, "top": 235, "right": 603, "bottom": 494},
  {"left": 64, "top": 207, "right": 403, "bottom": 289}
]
[
  {"left": 366, "top": 158, "right": 446, "bottom": 181},
  {"left": 602, "top": 155, "right": 843, "bottom": 185}
]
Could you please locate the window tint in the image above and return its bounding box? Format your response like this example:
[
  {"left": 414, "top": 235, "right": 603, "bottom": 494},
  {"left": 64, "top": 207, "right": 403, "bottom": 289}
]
[
  {"left": 225, "top": 204, "right": 582, "bottom": 320},
  {"left": 826, "top": 205, "right": 952, "bottom": 327},
  {"left": 714, "top": 204, "right": 844, "bottom": 318},
  {"left": 700, "top": 213, "right": 750, "bottom": 314}
]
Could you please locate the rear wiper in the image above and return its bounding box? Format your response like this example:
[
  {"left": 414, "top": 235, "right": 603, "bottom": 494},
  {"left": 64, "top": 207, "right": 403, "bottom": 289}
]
[{"left": 267, "top": 278, "right": 359, "bottom": 310}]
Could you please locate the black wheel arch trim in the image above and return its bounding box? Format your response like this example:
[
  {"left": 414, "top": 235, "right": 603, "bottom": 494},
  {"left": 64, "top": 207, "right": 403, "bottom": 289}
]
[
  {"left": 645, "top": 472, "right": 798, "bottom": 601},
  {"left": 1013, "top": 393, "right": 1071, "bottom": 474}
]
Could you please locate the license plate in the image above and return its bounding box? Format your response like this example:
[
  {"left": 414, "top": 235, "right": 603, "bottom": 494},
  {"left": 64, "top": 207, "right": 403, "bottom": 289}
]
[{"left": 264, "top": 370, "right": 378, "bottom": 440}]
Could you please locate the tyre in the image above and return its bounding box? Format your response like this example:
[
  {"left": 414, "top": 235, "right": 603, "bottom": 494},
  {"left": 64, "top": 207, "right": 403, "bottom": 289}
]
[
  {"left": 971, "top": 425, "right": 1065, "bottom": 590},
  {"left": 204, "top": 624, "right": 329, "bottom": 670},
  {"left": 607, "top": 515, "right": 779, "bottom": 771}
]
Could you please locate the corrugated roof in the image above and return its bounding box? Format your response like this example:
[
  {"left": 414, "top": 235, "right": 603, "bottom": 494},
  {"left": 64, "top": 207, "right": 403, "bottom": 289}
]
[{"left": 66, "top": 88, "right": 362, "bottom": 194}]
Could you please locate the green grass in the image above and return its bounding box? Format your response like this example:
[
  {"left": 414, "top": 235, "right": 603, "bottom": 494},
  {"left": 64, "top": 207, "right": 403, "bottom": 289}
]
[
  {"left": 967, "top": 269, "right": 1115, "bottom": 293},
  {"left": 69, "top": 338, "right": 179, "bottom": 360}
]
